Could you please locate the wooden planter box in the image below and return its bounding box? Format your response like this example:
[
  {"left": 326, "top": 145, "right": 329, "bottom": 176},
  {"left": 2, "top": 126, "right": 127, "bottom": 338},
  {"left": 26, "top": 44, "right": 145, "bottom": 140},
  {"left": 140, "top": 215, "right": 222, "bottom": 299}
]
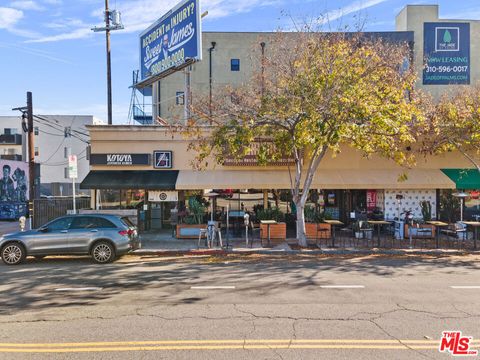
[
  {"left": 176, "top": 224, "right": 207, "bottom": 239},
  {"left": 404, "top": 224, "right": 435, "bottom": 239},
  {"left": 305, "top": 223, "right": 331, "bottom": 239},
  {"left": 260, "top": 222, "right": 286, "bottom": 245}
]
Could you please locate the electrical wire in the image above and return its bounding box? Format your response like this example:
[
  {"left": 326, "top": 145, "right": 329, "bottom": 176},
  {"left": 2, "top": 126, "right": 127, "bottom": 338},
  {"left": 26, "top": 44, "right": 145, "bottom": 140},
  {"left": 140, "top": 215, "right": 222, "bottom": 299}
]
[
  {"left": 33, "top": 115, "right": 90, "bottom": 144},
  {"left": 41, "top": 155, "right": 87, "bottom": 167},
  {"left": 38, "top": 136, "right": 66, "bottom": 165}
]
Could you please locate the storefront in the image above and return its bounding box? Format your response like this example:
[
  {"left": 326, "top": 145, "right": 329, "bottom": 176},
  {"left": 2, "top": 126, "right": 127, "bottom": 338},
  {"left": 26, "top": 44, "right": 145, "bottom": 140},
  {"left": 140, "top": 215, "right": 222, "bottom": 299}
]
[{"left": 78, "top": 125, "right": 480, "bottom": 237}]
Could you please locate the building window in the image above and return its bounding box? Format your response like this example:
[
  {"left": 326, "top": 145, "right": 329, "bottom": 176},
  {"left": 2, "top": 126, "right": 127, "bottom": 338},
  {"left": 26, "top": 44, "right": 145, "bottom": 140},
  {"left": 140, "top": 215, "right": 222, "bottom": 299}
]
[
  {"left": 176, "top": 91, "right": 185, "bottom": 105},
  {"left": 34, "top": 127, "right": 39, "bottom": 135},
  {"left": 4, "top": 128, "right": 17, "bottom": 135},
  {"left": 64, "top": 147, "right": 69, "bottom": 158},
  {"left": 34, "top": 147, "right": 39, "bottom": 156},
  {"left": 231, "top": 58, "right": 240, "bottom": 71},
  {"left": 64, "top": 167, "right": 68, "bottom": 179}
]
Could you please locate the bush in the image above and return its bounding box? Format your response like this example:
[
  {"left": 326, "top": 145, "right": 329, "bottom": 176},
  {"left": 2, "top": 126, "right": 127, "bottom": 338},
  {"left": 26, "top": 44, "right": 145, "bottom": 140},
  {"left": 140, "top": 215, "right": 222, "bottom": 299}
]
[{"left": 256, "top": 207, "right": 285, "bottom": 222}]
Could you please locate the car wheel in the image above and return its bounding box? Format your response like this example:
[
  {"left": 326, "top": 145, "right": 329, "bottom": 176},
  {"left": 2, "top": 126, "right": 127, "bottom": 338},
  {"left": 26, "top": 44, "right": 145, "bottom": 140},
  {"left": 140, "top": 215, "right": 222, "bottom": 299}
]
[
  {"left": 91, "top": 241, "right": 115, "bottom": 264},
  {"left": 2, "top": 243, "right": 26, "bottom": 265}
]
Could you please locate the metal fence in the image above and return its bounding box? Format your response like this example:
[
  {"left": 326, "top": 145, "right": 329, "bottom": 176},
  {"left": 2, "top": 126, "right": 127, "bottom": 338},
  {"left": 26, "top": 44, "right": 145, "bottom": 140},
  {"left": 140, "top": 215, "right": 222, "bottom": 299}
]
[{"left": 33, "top": 197, "right": 91, "bottom": 228}]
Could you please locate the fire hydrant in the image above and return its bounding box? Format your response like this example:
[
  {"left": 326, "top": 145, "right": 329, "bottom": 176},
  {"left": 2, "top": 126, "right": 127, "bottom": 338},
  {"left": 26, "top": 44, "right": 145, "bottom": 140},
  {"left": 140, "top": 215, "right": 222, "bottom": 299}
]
[{"left": 19, "top": 216, "right": 26, "bottom": 232}]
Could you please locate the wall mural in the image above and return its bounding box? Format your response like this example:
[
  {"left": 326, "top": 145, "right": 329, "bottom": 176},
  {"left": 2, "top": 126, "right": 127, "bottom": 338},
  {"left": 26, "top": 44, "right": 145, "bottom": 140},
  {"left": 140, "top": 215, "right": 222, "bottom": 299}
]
[
  {"left": 0, "top": 160, "right": 29, "bottom": 220},
  {"left": 384, "top": 190, "right": 436, "bottom": 220}
]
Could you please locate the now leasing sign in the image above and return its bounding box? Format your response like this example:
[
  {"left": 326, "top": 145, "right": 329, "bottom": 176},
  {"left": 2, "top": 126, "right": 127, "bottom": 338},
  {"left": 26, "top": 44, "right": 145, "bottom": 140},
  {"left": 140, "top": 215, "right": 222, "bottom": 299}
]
[
  {"left": 90, "top": 154, "right": 151, "bottom": 166},
  {"left": 423, "top": 22, "right": 470, "bottom": 85}
]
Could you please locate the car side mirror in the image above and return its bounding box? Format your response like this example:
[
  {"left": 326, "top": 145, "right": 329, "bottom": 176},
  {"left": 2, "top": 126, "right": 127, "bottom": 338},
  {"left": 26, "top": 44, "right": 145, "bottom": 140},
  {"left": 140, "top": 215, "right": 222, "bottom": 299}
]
[{"left": 39, "top": 227, "right": 48, "bottom": 232}]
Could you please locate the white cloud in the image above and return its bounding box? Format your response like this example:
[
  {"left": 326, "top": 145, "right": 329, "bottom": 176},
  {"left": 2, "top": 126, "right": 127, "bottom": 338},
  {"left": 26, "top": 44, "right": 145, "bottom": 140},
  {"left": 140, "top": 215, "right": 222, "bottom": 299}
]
[
  {"left": 43, "top": 0, "right": 62, "bottom": 4},
  {"left": 10, "top": 1, "right": 44, "bottom": 11},
  {"left": 0, "top": 7, "right": 23, "bottom": 29},
  {"left": 27, "top": 27, "right": 92, "bottom": 43},
  {"left": 27, "top": 0, "right": 281, "bottom": 43},
  {"left": 0, "top": 41, "right": 73, "bottom": 63},
  {"left": 317, "top": 0, "right": 391, "bottom": 25}
]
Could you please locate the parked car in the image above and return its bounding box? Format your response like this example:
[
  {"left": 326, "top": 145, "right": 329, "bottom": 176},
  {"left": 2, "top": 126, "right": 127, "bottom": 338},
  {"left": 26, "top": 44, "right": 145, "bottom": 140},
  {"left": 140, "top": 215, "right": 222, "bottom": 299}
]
[{"left": 0, "top": 214, "right": 140, "bottom": 265}]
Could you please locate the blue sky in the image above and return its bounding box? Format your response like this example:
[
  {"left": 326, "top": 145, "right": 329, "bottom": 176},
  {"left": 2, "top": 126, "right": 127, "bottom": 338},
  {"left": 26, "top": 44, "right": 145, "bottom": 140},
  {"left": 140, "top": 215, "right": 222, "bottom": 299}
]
[{"left": 0, "top": 0, "right": 479, "bottom": 124}]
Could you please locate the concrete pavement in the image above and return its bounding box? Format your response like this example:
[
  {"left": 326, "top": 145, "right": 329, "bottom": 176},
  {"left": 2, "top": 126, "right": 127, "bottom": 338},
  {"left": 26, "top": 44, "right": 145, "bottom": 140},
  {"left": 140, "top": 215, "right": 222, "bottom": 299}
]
[{"left": 0, "top": 253, "right": 479, "bottom": 359}]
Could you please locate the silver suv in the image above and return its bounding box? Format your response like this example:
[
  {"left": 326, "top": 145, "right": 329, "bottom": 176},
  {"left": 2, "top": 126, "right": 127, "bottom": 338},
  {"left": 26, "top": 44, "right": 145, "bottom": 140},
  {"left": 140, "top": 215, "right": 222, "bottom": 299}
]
[{"left": 0, "top": 214, "right": 140, "bottom": 265}]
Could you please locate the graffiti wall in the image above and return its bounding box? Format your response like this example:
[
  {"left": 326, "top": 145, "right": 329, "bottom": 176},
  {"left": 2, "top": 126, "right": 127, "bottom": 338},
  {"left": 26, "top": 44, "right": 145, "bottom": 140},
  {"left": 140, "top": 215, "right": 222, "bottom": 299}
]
[{"left": 0, "top": 160, "right": 29, "bottom": 220}]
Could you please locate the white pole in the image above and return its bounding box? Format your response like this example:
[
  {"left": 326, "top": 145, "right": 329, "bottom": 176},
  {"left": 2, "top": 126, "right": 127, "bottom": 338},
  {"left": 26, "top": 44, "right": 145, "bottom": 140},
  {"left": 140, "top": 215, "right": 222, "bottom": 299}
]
[{"left": 72, "top": 177, "right": 76, "bottom": 214}]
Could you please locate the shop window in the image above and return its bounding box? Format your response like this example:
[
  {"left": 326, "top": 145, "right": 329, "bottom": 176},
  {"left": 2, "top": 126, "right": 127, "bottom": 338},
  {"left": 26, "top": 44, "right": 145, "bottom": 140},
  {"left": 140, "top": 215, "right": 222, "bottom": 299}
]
[
  {"left": 120, "top": 189, "right": 145, "bottom": 209},
  {"left": 176, "top": 91, "right": 185, "bottom": 105},
  {"left": 99, "top": 189, "right": 121, "bottom": 209},
  {"left": 230, "top": 58, "right": 240, "bottom": 71}
]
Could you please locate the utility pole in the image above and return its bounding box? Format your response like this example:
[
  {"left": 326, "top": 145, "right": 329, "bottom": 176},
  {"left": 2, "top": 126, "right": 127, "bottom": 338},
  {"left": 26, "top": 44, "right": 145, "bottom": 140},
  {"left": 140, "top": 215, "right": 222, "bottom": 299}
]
[
  {"left": 92, "top": 0, "right": 124, "bottom": 125},
  {"left": 105, "top": 0, "right": 112, "bottom": 125},
  {"left": 27, "top": 92, "right": 35, "bottom": 209},
  {"left": 12, "top": 92, "right": 36, "bottom": 229}
]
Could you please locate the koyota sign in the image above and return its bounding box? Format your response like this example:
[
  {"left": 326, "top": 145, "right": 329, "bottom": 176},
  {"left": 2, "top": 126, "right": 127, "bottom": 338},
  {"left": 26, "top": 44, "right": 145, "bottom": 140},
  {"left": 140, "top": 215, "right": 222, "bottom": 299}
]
[
  {"left": 423, "top": 22, "right": 470, "bottom": 85},
  {"left": 140, "top": 0, "right": 202, "bottom": 82}
]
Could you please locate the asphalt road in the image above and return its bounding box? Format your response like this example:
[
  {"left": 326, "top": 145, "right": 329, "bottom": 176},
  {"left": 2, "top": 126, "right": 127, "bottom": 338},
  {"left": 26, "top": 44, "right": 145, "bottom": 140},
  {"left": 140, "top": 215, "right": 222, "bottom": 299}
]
[{"left": 0, "top": 253, "right": 479, "bottom": 359}]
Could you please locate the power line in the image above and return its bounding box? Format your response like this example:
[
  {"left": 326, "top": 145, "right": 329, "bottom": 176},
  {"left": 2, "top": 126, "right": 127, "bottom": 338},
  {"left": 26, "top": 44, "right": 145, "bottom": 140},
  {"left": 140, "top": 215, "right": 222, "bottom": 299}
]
[
  {"left": 41, "top": 155, "right": 87, "bottom": 167},
  {"left": 33, "top": 115, "right": 90, "bottom": 144}
]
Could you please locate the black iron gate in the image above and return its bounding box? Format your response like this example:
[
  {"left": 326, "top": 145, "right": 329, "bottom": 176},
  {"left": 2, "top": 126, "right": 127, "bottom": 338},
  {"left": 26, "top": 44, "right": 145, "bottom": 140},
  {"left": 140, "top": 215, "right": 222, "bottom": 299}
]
[{"left": 33, "top": 197, "right": 91, "bottom": 228}]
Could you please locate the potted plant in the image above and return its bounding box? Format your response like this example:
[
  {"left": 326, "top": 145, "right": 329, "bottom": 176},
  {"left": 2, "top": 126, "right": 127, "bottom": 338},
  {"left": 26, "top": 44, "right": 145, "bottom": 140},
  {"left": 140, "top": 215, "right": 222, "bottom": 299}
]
[
  {"left": 304, "top": 205, "right": 331, "bottom": 240},
  {"left": 176, "top": 197, "right": 208, "bottom": 239},
  {"left": 420, "top": 200, "right": 432, "bottom": 222},
  {"left": 352, "top": 220, "right": 373, "bottom": 239},
  {"left": 256, "top": 207, "right": 287, "bottom": 243}
]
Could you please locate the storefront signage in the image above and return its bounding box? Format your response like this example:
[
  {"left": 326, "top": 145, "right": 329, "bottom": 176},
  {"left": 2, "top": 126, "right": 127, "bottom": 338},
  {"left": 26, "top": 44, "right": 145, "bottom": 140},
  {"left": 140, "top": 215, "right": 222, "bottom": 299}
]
[
  {"left": 139, "top": 0, "right": 202, "bottom": 82},
  {"left": 153, "top": 151, "right": 173, "bottom": 169},
  {"left": 423, "top": 22, "right": 470, "bottom": 85},
  {"left": 148, "top": 190, "right": 178, "bottom": 202},
  {"left": 222, "top": 141, "right": 296, "bottom": 166},
  {"left": 90, "top": 154, "right": 151, "bottom": 166},
  {"left": 68, "top": 155, "right": 78, "bottom": 179},
  {"left": 367, "top": 190, "right": 377, "bottom": 211}
]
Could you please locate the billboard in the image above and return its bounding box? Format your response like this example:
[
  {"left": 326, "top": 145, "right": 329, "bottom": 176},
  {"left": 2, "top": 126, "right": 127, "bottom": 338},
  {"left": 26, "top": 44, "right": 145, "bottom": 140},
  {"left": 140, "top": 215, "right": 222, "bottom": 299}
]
[
  {"left": 0, "top": 159, "right": 29, "bottom": 220},
  {"left": 423, "top": 22, "right": 470, "bottom": 85},
  {"left": 140, "top": 0, "right": 202, "bottom": 82}
]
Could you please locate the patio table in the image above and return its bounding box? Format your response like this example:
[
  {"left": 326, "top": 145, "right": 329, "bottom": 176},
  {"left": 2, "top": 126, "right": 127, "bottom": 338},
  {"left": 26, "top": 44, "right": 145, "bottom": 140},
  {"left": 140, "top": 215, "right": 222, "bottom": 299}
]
[
  {"left": 323, "top": 220, "right": 344, "bottom": 248},
  {"left": 426, "top": 221, "right": 449, "bottom": 249},
  {"left": 260, "top": 220, "right": 277, "bottom": 247},
  {"left": 367, "top": 220, "right": 392, "bottom": 248},
  {"left": 461, "top": 221, "right": 480, "bottom": 250}
]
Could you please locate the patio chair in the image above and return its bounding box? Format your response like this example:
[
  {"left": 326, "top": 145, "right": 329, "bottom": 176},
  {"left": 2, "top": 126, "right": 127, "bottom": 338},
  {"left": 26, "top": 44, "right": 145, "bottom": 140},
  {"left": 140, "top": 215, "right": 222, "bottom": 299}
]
[{"left": 248, "top": 222, "right": 262, "bottom": 248}]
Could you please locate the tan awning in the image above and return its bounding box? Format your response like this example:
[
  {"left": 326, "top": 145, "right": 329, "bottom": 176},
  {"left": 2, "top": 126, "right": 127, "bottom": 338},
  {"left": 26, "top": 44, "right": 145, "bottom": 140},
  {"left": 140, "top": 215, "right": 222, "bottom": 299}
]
[
  {"left": 176, "top": 169, "right": 455, "bottom": 190},
  {"left": 310, "top": 169, "right": 455, "bottom": 189}
]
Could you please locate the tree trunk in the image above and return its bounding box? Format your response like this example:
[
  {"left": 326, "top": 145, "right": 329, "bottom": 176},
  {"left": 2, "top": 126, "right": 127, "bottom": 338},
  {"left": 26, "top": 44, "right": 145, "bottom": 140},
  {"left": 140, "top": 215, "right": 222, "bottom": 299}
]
[{"left": 296, "top": 202, "right": 307, "bottom": 247}]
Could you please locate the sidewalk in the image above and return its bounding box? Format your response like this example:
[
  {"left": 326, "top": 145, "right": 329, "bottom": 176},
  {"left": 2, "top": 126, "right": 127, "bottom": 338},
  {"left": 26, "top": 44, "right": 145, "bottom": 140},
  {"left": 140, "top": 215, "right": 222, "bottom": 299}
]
[{"left": 135, "top": 231, "right": 478, "bottom": 256}]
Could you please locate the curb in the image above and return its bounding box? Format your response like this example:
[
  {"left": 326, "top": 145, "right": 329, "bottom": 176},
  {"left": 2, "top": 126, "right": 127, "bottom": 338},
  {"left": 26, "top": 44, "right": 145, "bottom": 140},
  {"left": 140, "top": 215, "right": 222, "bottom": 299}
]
[{"left": 133, "top": 248, "right": 478, "bottom": 257}]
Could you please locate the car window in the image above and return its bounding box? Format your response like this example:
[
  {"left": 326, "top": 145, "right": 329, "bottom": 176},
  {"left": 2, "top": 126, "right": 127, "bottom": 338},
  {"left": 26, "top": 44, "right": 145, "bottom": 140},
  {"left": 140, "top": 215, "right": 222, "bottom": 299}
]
[
  {"left": 70, "top": 217, "right": 97, "bottom": 229},
  {"left": 93, "top": 218, "right": 116, "bottom": 229},
  {"left": 47, "top": 217, "right": 73, "bottom": 231},
  {"left": 121, "top": 217, "right": 135, "bottom": 228}
]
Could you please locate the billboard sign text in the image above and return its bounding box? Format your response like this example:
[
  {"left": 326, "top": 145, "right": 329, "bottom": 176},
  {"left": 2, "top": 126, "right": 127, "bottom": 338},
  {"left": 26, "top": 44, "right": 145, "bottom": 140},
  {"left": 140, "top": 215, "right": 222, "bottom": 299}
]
[{"left": 140, "top": 0, "right": 202, "bottom": 81}]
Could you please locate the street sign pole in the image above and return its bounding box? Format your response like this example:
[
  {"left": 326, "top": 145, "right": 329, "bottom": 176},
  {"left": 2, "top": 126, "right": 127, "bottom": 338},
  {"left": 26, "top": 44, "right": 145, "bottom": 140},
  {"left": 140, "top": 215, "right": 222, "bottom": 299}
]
[{"left": 68, "top": 155, "right": 78, "bottom": 214}]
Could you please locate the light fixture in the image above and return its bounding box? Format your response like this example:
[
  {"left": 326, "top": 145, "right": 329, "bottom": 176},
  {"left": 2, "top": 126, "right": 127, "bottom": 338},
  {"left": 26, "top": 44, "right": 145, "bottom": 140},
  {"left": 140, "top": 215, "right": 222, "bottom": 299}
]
[{"left": 453, "top": 191, "right": 469, "bottom": 222}]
